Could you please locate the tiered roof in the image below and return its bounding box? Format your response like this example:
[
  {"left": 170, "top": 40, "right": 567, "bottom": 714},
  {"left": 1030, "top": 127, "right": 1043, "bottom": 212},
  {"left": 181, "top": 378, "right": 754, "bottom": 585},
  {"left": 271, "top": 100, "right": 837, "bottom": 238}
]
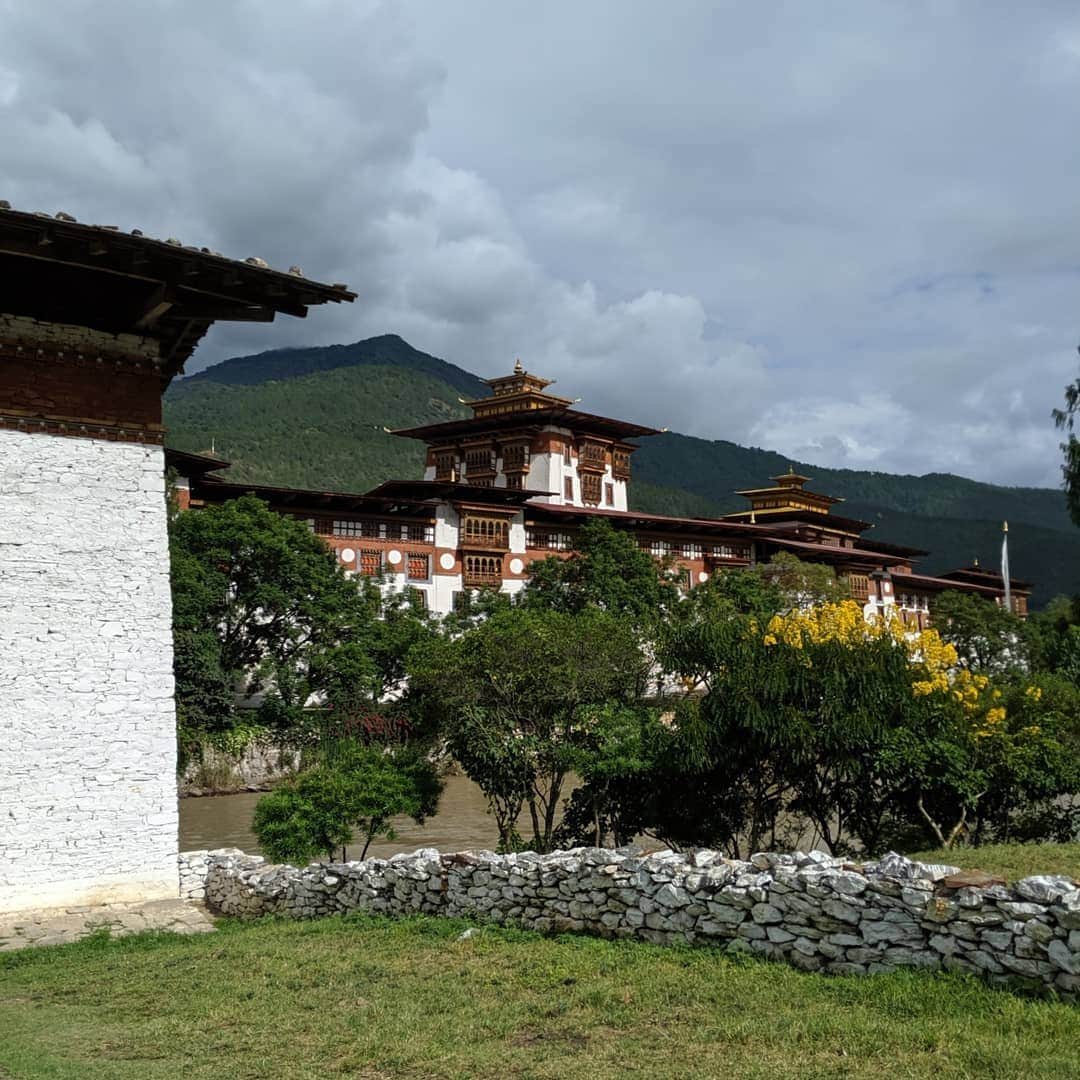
[{"left": 0, "top": 203, "right": 356, "bottom": 380}]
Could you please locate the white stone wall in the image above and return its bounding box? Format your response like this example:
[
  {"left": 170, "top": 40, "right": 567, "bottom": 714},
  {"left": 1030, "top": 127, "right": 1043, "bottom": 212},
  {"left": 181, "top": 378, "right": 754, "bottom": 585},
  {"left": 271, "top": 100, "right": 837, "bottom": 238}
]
[{"left": 0, "top": 429, "right": 179, "bottom": 912}]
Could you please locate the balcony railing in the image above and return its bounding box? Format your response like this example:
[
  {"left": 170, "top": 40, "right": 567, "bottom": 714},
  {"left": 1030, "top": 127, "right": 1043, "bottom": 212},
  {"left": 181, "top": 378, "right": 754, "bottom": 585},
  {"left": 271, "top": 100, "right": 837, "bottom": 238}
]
[{"left": 463, "top": 570, "right": 503, "bottom": 589}]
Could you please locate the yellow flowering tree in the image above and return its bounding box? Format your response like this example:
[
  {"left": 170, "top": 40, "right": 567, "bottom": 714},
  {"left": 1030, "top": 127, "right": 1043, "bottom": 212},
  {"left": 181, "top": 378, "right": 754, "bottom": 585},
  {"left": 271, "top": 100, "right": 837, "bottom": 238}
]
[{"left": 653, "top": 591, "right": 1078, "bottom": 855}]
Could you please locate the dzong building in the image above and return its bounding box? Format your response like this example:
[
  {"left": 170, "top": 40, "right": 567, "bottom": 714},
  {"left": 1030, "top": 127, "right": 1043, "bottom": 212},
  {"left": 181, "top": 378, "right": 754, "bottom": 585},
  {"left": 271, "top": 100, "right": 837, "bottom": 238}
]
[{"left": 173, "top": 360, "right": 1030, "bottom": 624}]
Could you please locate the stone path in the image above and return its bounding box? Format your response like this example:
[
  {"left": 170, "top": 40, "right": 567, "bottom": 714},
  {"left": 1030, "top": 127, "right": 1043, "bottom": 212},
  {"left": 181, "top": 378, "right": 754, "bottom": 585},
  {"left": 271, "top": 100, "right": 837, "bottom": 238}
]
[{"left": 0, "top": 898, "right": 216, "bottom": 951}]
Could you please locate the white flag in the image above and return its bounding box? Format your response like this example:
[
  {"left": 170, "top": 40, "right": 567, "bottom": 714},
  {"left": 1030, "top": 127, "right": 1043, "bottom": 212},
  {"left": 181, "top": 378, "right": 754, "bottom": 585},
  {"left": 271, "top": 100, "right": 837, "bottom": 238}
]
[{"left": 1001, "top": 522, "right": 1011, "bottom": 613}]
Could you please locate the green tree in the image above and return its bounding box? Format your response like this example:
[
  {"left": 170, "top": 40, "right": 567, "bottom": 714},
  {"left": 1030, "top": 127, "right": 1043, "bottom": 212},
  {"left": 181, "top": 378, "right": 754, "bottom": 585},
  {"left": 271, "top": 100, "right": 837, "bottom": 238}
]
[
  {"left": 170, "top": 495, "right": 432, "bottom": 740},
  {"left": 408, "top": 606, "right": 649, "bottom": 852},
  {"left": 1053, "top": 353, "right": 1080, "bottom": 526},
  {"left": 522, "top": 518, "right": 679, "bottom": 618},
  {"left": 1027, "top": 595, "right": 1080, "bottom": 679},
  {"left": 757, "top": 551, "right": 851, "bottom": 607},
  {"left": 253, "top": 744, "right": 443, "bottom": 864},
  {"left": 930, "top": 590, "right": 1029, "bottom": 673}
]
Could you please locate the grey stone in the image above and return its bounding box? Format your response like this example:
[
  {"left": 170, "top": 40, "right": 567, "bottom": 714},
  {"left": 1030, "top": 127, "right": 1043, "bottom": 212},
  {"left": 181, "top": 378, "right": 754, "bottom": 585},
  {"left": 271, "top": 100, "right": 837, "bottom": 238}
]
[
  {"left": 766, "top": 925, "right": 797, "bottom": 944},
  {"left": 1000, "top": 954, "right": 1053, "bottom": 979},
  {"left": 980, "top": 930, "right": 1014, "bottom": 952},
  {"left": 929, "top": 934, "right": 960, "bottom": 955},
  {"left": 861, "top": 920, "right": 920, "bottom": 946},
  {"left": 824, "top": 870, "right": 868, "bottom": 896},
  {"left": 968, "top": 950, "right": 1005, "bottom": 974},
  {"left": 654, "top": 883, "right": 691, "bottom": 909},
  {"left": 1014, "top": 876, "right": 1075, "bottom": 905},
  {"left": 704, "top": 902, "right": 744, "bottom": 925},
  {"left": 751, "top": 902, "right": 783, "bottom": 925},
  {"left": 998, "top": 901, "right": 1044, "bottom": 919},
  {"left": 1047, "top": 939, "right": 1077, "bottom": 974},
  {"left": 826, "top": 932, "right": 863, "bottom": 947},
  {"left": 821, "top": 899, "right": 862, "bottom": 924},
  {"left": 1022, "top": 919, "right": 1055, "bottom": 944}
]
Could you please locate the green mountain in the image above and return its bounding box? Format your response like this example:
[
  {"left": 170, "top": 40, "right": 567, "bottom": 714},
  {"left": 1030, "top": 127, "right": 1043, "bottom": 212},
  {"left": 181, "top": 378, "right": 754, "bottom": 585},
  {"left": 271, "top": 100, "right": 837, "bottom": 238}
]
[{"left": 165, "top": 335, "right": 1078, "bottom": 606}]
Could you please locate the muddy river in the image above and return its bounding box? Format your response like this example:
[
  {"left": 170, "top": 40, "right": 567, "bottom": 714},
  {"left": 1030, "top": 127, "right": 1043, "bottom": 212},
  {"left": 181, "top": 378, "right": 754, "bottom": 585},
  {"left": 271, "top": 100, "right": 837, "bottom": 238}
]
[{"left": 179, "top": 773, "right": 537, "bottom": 859}]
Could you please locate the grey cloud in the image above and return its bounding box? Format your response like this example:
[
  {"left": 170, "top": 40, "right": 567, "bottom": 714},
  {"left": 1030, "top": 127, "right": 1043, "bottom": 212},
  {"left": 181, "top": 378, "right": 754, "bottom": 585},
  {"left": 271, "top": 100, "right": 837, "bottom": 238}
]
[{"left": 2, "top": 0, "right": 1078, "bottom": 487}]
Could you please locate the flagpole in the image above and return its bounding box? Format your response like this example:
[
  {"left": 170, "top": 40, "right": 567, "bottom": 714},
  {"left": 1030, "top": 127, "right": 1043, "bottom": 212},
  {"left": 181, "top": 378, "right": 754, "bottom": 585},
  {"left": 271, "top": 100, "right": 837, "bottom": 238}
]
[{"left": 1002, "top": 521, "right": 1011, "bottom": 614}]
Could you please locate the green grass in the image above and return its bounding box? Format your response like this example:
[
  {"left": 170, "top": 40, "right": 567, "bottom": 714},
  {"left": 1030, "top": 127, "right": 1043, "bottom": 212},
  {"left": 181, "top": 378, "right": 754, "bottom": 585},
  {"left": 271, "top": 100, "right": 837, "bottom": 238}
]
[
  {"left": 0, "top": 915, "right": 1077, "bottom": 1079},
  {"left": 906, "top": 843, "right": 1080, "bottom": 882}
]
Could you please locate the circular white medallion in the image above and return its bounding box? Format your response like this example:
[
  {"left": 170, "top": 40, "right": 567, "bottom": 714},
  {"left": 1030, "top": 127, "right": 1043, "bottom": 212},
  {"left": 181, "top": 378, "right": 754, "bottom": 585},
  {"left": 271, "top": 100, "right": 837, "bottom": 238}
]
[
  {"left": 387, "top": 549, "right": 402, "bottom": 566},
  {"left": 439, "top": 552, "right": 456, "bottom": 571},
  {"left": 340, "top": 547, "right": 355, "bottom": 563},
  {"left": 698, "top": 571, "right": 709, "bottom": 584},
  {"left": 509, "top": 557, "right": 524, "bottom": 575}
]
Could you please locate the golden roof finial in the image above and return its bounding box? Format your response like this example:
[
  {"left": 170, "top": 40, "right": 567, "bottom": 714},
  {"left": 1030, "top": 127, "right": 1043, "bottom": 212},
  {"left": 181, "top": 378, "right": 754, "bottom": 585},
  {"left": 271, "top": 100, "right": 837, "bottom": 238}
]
[
  {"left": 513, "top": 357, "right": 524, "bottom": 375},
  {"left": 973, "top": 556, "right": 980, "bottom": 567}
]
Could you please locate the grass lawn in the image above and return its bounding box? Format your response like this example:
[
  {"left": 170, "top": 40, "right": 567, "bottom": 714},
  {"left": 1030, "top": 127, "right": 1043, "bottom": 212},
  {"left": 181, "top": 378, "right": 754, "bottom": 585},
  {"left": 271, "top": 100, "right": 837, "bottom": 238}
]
[
  {"left": 0, "top": 915, "right": 1078, "bottom": 1080},
  {"left": 906, "top": 842, "right": 1080, "bottom": 881}
]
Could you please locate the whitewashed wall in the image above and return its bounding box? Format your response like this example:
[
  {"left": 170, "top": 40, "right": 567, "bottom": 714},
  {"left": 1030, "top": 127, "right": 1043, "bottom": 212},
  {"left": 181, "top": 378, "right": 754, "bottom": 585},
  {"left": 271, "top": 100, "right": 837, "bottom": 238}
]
[{"left": 0, "top": 429, "right": 179, "bottom": 911}]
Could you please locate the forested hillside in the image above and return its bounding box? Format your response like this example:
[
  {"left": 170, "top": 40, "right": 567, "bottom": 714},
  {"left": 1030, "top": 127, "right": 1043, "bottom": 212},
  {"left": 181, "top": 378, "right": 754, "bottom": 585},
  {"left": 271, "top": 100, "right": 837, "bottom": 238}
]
[{"left": 165, "top": 335, "right": 1078, "bottom": 605}]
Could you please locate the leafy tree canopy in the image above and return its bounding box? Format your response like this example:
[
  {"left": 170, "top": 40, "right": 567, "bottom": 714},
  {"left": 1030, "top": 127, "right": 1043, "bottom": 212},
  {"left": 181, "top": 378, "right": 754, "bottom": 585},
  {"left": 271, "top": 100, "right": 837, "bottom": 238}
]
[
  {"left": 522, "top": 518, "right": 680, "bottom": 619},
  {"left": 170, "top": 494, "right": 433, "bottom": 740},
  {"left": 929, "top": 590, "right": 1029, "bottom": 674},
  {"left": 407, "top": 605, "right": 649, "bottom": 852},
  {"left": 252, "top": 744, "right": 442, "bottom": 864},
  {"left": 1054, "top": 354, "right": 1080, "bottom": 527}
]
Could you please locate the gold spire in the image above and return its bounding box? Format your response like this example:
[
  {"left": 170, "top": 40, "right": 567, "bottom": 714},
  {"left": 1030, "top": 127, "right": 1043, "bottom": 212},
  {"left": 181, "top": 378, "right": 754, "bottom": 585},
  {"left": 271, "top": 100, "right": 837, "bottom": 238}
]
[
  {"left": 513, "top": 357, "right": 524, "bottom": 375},
  {"left": 973, "top": 556, "right": 980, "bottom": 567},
  {"left": 1003, "top": 520, "right": 1009, "bottom": 533}
]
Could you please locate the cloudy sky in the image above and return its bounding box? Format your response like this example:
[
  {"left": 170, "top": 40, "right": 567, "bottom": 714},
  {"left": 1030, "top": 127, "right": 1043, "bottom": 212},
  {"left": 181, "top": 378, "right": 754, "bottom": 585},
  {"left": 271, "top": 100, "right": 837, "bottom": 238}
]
[{"left": 2, "top": 1, "right": 1078, "bottom": 487}]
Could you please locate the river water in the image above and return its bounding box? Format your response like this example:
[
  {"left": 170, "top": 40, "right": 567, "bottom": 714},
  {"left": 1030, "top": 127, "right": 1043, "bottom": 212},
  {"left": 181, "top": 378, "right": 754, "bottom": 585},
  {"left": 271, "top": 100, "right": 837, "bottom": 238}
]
[{"left": 179, "top": 773, "right": 533, "bottom": 859}]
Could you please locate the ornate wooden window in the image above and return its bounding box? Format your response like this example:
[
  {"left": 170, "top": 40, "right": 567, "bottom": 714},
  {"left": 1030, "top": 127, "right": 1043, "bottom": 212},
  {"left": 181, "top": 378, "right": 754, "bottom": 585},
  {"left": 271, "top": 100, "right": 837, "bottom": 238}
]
[
  {"left": 847, "top": 574, "right": 870, "bottom": 603},
  {"left": 435, "top": 450, "right": 458, "bottom": 481},
  {"left": 506, "top": 474, "right": 523, "bottom": 490},
  {"left": 463, "top": 555, "right": 502, "bottom": 588},
  {"left": 461, "top": 514, "right": 510, "bottom": 550},
  {"left": 465, "top": 446, "right": 496, "bottom": 477},
  {"left": 407, "top": 553, "right": 429, "bottom": 580},
  {"left": 578, "top": 440, "right": 606, "bottom": 468},
  {"left": 612, "top": 448, "right": 631, "bottom": 480},
  {"left": 564, "top": 476, "right": 574, "bottom": 501},
  {"left": 580, "top": 472, "right": 602, "bottom": 505},
  {"left": 501, "top": 443, "right": 529, "bottom": 470},
  {"left": 312, "top": 517, "right": 333, "bottom": 536},
  {"left": 359, "top": 549, "right": 383, "bottom": 577},
  {"left": 604, "top": 482, "right": 614, "bottom": 506}
]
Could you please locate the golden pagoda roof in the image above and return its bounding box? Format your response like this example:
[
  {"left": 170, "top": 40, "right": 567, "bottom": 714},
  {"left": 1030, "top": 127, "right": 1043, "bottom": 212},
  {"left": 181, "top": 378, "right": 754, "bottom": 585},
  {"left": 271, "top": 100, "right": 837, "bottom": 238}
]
[
  {"left": 465, "top": 359, "right": 574, "bottom": 415},
  {"left": 734, "top": 466, "right": 843, "bottom": 506}
]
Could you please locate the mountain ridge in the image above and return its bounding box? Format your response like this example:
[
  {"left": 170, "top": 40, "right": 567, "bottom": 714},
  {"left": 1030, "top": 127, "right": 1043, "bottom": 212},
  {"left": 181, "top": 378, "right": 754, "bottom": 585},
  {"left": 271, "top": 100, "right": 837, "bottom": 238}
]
[{"left": 165, "top": 334, "right": 1077, "bottom": 605}]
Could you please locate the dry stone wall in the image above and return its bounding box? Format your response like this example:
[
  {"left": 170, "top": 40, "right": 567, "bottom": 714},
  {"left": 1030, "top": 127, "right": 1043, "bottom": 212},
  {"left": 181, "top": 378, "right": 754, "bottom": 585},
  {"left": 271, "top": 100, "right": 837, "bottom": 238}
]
[{"left": 181, "top": 846, "right": 1080, "bottom": 997}]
